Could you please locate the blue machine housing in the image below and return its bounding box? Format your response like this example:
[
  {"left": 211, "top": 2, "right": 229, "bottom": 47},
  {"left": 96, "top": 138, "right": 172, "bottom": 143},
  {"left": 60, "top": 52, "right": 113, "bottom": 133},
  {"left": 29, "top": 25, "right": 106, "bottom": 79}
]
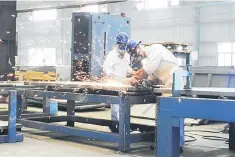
[{"left": 71, "top": 12, "right": 131, "bottom": 80}]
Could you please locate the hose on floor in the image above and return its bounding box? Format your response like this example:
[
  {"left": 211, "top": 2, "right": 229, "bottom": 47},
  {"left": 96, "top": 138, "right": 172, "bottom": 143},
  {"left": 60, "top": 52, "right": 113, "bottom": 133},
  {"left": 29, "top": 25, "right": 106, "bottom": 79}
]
[{"left": 185, "top": 124, "right": 229, "bottom": 144}]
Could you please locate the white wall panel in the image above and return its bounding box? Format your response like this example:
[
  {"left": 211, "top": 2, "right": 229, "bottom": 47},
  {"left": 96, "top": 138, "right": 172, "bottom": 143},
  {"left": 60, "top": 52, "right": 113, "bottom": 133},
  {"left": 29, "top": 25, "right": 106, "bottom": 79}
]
[{"left": 16, "top": 1, "right": 235, "bottom": 69}]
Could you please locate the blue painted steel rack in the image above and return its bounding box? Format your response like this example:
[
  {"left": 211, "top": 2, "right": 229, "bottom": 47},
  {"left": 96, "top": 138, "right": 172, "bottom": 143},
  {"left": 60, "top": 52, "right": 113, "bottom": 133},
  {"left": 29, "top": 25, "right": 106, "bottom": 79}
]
[
  {"left": 16, "top": 89, "right": 155, "bottom": 152},
  {"left": 0, "top": 90, "right": 23, "bottom": 143}
]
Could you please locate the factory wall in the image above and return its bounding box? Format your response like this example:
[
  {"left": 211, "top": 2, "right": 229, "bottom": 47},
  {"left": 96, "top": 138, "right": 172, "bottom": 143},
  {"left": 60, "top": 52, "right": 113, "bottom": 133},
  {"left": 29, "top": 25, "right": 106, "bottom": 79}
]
[
  {"left": 16, "top": 0, "right": 235, "bottom": 76},
  {"left": 109, "top": 1, "right": 235, "bottom": 66},
  {"left": 16, "top": 1, "right": 109, "bottom": 80}
]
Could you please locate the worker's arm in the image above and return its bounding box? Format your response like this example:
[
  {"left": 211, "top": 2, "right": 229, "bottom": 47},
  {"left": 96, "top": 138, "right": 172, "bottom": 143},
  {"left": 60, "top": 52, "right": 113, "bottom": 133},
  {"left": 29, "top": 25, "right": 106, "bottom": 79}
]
[
  {"left": 0, "top": 39, "right": 3, "bottom": 43},
  {"left": 125, "top": 68, "right": 148, "bottom": 86},
  {"left": 125, "top": 45, "right": 162, "bottom": 86},
  {"left": 133, "top": 68, "right": 148, "bottom": 80}
]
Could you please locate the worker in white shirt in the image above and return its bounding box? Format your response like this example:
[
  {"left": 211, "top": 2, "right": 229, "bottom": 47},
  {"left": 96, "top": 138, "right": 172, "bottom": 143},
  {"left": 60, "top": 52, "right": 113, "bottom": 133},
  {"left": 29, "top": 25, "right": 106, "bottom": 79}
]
[
  {"left": 103, "top": 32, "right": 133, "bottom": 132},
  {"left": 103, "top": 32, "right": 133, "bottom": 80},
  {"left": 125, "top": 40, "right": 183, "bottom": 88},
  {"left": 125, "top": 40, "right": 184, "bottom": 152}
]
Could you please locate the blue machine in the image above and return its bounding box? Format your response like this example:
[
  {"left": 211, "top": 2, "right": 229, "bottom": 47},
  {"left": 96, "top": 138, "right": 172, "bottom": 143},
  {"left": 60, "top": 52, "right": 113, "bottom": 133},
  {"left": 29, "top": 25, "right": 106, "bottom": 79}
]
[
  {"left": 71, "top": 12, "right": 130, "bottom": 80},
  {"left": 155, "top": 66, "right": 235, "bottom": 157}
]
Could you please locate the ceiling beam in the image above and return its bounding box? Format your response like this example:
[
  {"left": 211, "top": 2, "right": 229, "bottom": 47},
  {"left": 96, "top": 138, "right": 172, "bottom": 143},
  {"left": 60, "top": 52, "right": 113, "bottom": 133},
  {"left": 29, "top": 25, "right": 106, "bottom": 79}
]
[{"left": 17, "top": 0, "right": 127, "bottom": 13}]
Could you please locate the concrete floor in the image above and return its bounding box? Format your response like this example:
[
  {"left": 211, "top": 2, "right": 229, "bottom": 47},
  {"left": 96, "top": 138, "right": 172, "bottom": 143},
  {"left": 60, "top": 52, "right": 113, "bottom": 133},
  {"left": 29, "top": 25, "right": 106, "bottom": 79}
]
[{"left": 0, "top": 104, "right": 235, "bottom": 157}]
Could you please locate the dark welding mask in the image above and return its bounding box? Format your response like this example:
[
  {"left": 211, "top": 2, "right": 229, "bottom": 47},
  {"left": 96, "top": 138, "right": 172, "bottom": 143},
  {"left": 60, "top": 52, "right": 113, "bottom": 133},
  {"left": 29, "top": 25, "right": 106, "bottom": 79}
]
[{"left": 128, "top": 45, "right": 145, "bottom": 69}]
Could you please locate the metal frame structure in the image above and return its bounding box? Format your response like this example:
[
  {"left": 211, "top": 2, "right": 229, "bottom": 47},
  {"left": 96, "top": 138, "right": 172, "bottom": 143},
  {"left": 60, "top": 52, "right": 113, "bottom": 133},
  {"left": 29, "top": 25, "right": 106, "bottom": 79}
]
[
  {"left": 16, "top": 88, "right": 155, "bottom": 152},
  {"left": 0, "top": 82, "right": 50, "bottom": 121},
  {"left": 0, "top": 90, "right": 23, "bottom": 143},
  {"left": 155, "top": 69, "right": 235, "bottom": 157}
]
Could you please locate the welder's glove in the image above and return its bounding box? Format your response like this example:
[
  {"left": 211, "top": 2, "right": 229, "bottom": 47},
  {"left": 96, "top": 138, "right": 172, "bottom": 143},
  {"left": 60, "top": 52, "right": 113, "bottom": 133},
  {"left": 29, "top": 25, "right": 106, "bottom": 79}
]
[{"left": 133, "top": 68, "right": 148, "bottom": 80}]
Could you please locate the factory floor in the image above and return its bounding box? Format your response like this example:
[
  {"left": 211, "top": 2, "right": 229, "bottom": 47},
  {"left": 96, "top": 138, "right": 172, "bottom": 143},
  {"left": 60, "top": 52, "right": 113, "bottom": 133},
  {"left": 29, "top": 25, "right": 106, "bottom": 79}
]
[{"left": 0, "top": 104, "right": 234, "bottom": 157}]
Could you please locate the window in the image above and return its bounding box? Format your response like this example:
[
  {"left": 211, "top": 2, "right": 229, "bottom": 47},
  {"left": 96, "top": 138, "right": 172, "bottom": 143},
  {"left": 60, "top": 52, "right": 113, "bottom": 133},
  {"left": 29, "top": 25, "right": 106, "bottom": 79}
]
[
  {"left": 148, "top": 0, "right": 168, "bottom": 9},
  {"left": 29, "top": 9, "right": 57, "bottom": 21},
  {"left": 82, "top": 5, "right": 99, "bottom": 12},
  {"left": 217, "top": 42, "right": 235, "bottom": 66},
  {"left": 73, "top": 5, "right": 107, "bottom": 13},
  {"left": 28, "top": 48, "right": 56, "bottom": 66},
  {"left": 136, "top": 2, "right": 145, "bottom": 10},
  {"left": 100, "top": 4, "right": 108, "bottom": 12},
  {"left": 136, "top": 0, "right": 180, "bottom": 10},
  {"left": 170, "top": 0, "right": 180, "bottom": 6}
]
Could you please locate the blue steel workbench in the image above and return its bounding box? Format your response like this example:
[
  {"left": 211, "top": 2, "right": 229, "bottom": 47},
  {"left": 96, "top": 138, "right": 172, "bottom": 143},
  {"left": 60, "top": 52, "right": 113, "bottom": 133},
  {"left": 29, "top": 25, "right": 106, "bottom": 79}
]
[
  {"left": 0, "top": 90, "right": 23, "bottom": 143},
  {"left": 0, "top": 82, "right": 52, "bottom": 120},
  {"left": 15, "top": 83, "right": 156, "bottom": 152},
  {"left": 154, "top": 70, "right": 235, "bottom": 157}
]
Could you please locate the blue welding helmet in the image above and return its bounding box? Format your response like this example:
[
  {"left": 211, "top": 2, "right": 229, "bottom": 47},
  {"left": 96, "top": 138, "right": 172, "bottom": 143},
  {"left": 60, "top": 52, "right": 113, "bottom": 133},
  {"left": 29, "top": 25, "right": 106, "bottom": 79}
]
[
  {"left": 116, "top": 32, "right": 129, "bottom": 51},
  {"left": 126, "top": 40, "right": 141, "bottom": 56}
]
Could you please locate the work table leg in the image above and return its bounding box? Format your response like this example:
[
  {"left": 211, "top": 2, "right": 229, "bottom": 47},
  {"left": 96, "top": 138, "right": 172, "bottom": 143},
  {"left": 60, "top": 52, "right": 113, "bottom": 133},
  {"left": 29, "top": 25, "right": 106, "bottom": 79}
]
[
  {"left": 229, "top": 122, "right": 235, "bottom": 151},
  {"left": 118, "top": 96, "right": 130, "bottom": 152},
  {"left": 157, "top": 111, "right": 180, "bottom": 157},
  {"left": 43, "top": 97, "right": 50, "bottom": 114},
  {"left": 8, "top": 90, "right": 17, "bottom": 143},
  {"left": 67, "top": 100, "right": 75, "bottom": 127},
  {"left": 16, "top": 95, "right": 22, "bottom": 119}
]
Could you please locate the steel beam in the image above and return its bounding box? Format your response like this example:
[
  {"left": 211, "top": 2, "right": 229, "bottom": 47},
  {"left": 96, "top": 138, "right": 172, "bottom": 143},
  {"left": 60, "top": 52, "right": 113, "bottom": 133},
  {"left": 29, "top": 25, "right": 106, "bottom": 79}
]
[{"left": 18, "top": 119, "right": 119, "bottom": 143}]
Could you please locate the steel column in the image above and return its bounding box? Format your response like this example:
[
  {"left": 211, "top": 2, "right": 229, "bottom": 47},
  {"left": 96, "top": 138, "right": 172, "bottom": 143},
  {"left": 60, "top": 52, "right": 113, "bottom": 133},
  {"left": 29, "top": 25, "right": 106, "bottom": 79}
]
[
  {"left": 43, "top": 97, "right": 50, "bottom": 114},
  {"left": 67, "top": 100, "right": 75, "bottom": 127},
  {"left": 8, "top": 90, "right": 17, "bottom": 143},
  {"left": 16, "top": 95, "right": 22, "bottom": 119},
  {"left": 0, "top": 90, "right": 24, "bottom": 144},
  {"left": 118, "top": 96, "right": 130, "bottom": 152},
  {"left": 229, "top": 122, "right": 235, "bottom": 151}
]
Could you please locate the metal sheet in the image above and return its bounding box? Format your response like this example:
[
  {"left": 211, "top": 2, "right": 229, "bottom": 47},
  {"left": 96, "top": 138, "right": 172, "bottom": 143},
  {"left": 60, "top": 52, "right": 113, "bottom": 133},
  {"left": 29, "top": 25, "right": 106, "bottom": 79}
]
[
  {"left": 154, "top": 87, "right": 235, "bottom": 97},
  {"left": 23, "top": 81, "right": 143, "bottom": 92},
  {"left": 0, "top": 120, "right": 22, "bottom": 130}
]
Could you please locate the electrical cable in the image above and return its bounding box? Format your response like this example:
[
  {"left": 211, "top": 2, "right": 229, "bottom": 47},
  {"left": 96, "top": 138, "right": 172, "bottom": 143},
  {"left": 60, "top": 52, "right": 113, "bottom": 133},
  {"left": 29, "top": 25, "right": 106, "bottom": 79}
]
[
  {"left": 185, "top": 124, "right": 229, "bottom": 144},
  {"left": 185, "top": 134, "right": 197, "bottom": 142}
]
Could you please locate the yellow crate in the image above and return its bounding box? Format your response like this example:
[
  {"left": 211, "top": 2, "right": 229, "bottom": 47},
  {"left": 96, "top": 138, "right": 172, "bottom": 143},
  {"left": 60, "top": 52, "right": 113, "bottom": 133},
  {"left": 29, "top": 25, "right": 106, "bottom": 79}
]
[{"left": 15, "top": 70, "right": 57, "bottom": 81}]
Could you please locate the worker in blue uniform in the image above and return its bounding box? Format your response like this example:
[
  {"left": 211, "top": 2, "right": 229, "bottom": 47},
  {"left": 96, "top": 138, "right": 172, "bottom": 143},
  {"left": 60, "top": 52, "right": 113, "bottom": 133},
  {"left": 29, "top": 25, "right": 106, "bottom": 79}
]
[
  {"left": 103, "top": 32, "right": 133, "bottom": 132},
  {"left": 125, "top": 40, "right": 184, "bottom": 152}
]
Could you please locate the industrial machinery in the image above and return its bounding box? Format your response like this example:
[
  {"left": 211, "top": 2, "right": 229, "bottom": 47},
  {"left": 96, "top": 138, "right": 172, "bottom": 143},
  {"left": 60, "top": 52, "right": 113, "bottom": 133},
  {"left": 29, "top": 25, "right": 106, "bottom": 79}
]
[
  {"left": 155, "top": 67, "right": 235, "bottom": 157},
  {"left": 71, "top": 12, "right": 130, "bottom": 80}
]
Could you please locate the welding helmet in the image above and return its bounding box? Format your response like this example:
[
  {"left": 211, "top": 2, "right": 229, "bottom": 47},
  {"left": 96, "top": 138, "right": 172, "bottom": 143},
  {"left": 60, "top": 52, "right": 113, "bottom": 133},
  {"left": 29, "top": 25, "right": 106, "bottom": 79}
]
[
  {"left": 116, "top": 32, "right": 129, "bottom": 51},
  {"left": 126, "top": 40, "right": 141, "bottom": 56},
  {"left": 126, "top": 40, "right": 143, "bottom": 69}
]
